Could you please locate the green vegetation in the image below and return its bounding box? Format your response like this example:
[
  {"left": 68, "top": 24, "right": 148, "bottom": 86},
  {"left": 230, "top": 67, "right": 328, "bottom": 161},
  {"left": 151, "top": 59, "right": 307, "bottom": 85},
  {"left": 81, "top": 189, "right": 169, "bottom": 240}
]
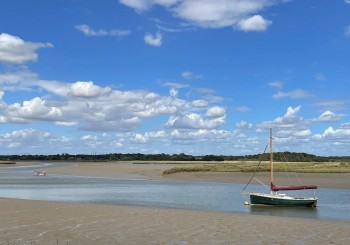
[
  {"left": 162, "top": 161, "right": 350, "bottom": 174},
  {"left": 1, "top": 152, "right": 350, "bottom": 162},
  {"left": 0, "top": 153, "right": 196, "bottom": 162},
  {"left": 163, "top": 165, "right": 213, "bottom": 174},
  {"left": 1, "top": 152, "right": 349, "bottom": 173},
  {"left": 1, "top": 152, "right": 350, "bottom": 175},
  {"left": 0, "top": 160, "right": 16, "bottom": 165}
]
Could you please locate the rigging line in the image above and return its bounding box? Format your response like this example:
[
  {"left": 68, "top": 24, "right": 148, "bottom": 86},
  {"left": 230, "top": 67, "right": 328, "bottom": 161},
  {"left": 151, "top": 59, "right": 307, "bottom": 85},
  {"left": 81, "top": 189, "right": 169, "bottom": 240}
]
[
  {"left": 281, "top": 152, "right": 294, "bottom": 185},
  {"left": 253, "top": 177, "right": 269, "bottom": 190},
  {"left": 281, "top": 154, "right": 299, "bottom": 195},
  {"left": 280, "top": 152, "right": 292, "bottom": 185},
  {"left": 241, "top": 144, "right": 268, "bottom": 193},
  {"left": 281, "top": 151, "right": 304, "bottom": 186}
]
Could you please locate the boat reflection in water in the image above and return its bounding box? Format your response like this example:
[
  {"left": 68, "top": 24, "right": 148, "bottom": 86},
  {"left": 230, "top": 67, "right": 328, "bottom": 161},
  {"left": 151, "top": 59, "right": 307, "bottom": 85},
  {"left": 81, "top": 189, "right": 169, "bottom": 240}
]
[{"left": 249, "top": 205, "right": 319, "bottom": 219}]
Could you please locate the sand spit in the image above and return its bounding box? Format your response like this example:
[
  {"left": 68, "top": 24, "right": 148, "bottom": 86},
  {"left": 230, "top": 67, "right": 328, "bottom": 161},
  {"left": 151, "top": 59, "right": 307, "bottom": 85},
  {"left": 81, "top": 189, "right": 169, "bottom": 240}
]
[{"left": 43, "top": 161, "right": 350, "bottom": 189}]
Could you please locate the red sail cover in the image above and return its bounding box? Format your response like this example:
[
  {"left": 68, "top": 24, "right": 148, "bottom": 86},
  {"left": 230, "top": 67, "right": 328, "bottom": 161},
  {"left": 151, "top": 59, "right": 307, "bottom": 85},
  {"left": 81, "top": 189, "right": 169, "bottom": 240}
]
[{"left": 271, "top": 183, "right": 317, "bottom": 191}]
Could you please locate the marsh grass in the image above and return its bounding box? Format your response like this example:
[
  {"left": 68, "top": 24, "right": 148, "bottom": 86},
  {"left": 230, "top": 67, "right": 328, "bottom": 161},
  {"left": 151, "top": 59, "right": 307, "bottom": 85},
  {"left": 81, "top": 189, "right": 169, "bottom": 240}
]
[
  {"left": 0, "top": 161, "right": 16, "bottom": 165},
  {"left": 163, "top": 165, "right": 213, "bottom": 174},
  {"left": 132, "top": 161, "right": 219, "bottom": 164},
  {"left": 162, "top": 161, "right": 350, "bottom": 174}
]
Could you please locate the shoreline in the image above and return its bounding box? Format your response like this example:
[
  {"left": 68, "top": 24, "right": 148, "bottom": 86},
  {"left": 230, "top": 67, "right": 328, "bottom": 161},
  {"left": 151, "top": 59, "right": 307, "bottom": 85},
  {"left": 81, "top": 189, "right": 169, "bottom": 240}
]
[
  {"left": 22, "top": 161, "right": 350, "bottom": 189},
  {"left": 3, "top": 160, "right": 350, "bottom": 190}
]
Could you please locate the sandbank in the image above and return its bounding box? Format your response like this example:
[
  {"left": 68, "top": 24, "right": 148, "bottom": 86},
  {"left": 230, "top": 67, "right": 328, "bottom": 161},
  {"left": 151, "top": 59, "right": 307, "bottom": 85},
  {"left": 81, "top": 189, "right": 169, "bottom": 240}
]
[{"left": 39, "top": 161, "right": 350, "bottom": 189}]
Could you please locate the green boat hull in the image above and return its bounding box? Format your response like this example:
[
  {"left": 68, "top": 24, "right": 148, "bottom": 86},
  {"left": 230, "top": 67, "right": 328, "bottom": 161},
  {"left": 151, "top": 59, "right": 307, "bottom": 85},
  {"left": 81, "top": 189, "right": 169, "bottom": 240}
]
[{"left": 250, "top": 194, "right": 317, "bottom": 207}]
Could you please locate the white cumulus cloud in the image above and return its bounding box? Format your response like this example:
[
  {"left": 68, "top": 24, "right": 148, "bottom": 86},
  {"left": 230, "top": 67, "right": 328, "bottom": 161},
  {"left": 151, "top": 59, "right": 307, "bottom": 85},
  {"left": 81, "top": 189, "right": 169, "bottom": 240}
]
[
  {"left": 0, "top": 33, "right": 52, "bottom": 64},
  {"left": 236, "top": 120, "right": 253, "bottom": 130},
  {"left": 134, "top": 133, "right": 148, "bottom": 143},
  {"left": 276, "top": 106, "right": 302, "bottom": 124},
  {"left": 257, "top": 106, "right": 308, "bottom": 136},
  {"left": 258, "top": 106, "right": 349, "bottom": 148},
  {"left": 166, "top": 113, "right": 225, "bottom": 129},
  {"left": 191, "top": 100, "right": 208, "bottom": 108},
  {"left": 1, "top": 128, "right": 51, "bottom": 148},
  {"left": 312, "top": 111, "right": 346, "bottom": 123},
  {"left": 120, "top": 0, "right": 179, "bottom": 11},
  {"left": 70, "top": 81, "right": 112, "bottom": 98},
  {"left": 55, "top": 121, "right": 78, "bottom": 127},
  {"left": 145, "top": 130, "right": 166, "bottom": 138},
  {"left": 237, "top": 15, "right": 272, "bottom": 32},
  {"left": 169, "top": 88, "right": 178, "bottom": 97},
  {"left": 314, "top": 125, "right": 350, "bottom": 146},
  {"left": 81, "top": 135, "right": 97, "bottom": 141},
  {"left": 144, "top": 32, "right": 162, "bottom": 46},
  {"left": 205, "top": 106, "right": 226, "bottom": 118},
  {"left": 120, "top": 0, "right": 282, "bottom": 31},
  {"left": 0, "top": 67, "right": 228, "bottom": 135},
  {"left": 0, "top": 97, "right": 62, "bottom": 123}
]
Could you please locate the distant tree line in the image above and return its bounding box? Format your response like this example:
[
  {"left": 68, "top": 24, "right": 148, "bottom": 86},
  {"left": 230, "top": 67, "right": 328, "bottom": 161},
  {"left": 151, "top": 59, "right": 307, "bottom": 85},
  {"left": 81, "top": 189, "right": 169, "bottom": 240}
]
[
  {"left": 226, "top": 152, "right": 330, "bottom": 162},
  {"left": 1, "top": 152, "right": 349, "bottom": 162}
]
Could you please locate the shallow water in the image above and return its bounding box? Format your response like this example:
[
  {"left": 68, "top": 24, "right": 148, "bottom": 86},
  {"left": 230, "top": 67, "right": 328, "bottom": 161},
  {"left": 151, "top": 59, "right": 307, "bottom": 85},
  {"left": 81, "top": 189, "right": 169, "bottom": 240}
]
[{"left": 0, "top": 163, "right": 349, "bottom": 221}]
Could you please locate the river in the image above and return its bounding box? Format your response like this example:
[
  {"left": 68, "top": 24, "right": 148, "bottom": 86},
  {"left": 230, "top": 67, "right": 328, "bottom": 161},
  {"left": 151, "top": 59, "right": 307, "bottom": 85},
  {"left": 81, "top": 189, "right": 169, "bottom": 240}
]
[{"left": 0, "top": 163, "right": 349, "bottom": 222}]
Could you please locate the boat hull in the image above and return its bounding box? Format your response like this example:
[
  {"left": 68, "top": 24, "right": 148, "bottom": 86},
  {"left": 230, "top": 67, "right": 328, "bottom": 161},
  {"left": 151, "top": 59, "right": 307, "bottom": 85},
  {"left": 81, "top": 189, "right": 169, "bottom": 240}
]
[{"left": 250, "top": 193, "right": 317, "bottom": 207}]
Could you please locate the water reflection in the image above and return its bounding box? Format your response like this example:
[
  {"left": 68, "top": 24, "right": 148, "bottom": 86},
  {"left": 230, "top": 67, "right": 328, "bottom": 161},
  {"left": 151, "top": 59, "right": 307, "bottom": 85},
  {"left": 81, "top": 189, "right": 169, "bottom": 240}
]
[{"left": 250, "top": 205, "right": 319, "bottom": 219}]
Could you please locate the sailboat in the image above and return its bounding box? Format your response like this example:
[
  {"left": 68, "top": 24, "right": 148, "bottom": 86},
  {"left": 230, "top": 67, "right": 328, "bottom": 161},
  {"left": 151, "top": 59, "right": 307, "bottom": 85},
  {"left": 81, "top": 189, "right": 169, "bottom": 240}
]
[{"left": 247, "top": 128, "right": 318, "bottom": 207}]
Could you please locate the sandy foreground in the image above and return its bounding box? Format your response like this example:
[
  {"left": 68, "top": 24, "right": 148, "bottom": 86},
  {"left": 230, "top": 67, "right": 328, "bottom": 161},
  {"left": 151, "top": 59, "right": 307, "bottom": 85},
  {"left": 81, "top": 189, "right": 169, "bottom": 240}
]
[
  {"left": 0, "top": 198, "right": 349, "bottom": 245},
  {"left": 1, "top": 161, "right": 350, "bottom": 244}
]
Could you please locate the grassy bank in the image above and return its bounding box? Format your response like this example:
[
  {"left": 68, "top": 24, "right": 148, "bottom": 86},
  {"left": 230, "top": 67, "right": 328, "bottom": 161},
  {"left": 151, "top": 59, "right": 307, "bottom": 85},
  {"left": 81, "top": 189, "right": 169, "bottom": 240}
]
[
  {"left": 162, "top": 161, "right": 350, "bottom": 174},
  {"left": 132, "top": 160, "right": 229, "bottom": 164},
  {"left": 0, "top": 161, "right": 16, "bottom": 165}
]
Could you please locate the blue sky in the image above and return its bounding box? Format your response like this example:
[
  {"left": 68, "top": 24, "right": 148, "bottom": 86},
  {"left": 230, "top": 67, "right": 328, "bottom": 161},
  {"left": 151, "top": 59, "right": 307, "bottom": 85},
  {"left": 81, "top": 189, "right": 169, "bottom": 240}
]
[{"left": 0, "top": 0, "right": 350, "bottom": 156}]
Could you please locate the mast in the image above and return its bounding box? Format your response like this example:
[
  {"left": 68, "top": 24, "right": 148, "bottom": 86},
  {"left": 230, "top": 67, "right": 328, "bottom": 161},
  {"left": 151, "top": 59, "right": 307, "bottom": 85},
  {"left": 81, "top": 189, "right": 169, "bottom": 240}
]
[
  {"left": 268, "top": 127, "right": 318, "bottom": 192},
  {"left": 270, "top": 128, "right": 273, "bottom": 189}
]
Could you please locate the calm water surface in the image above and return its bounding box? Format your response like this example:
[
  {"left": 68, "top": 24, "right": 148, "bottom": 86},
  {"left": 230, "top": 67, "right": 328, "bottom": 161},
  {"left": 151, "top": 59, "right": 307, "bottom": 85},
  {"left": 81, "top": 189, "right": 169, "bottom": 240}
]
[{"left": 0, "top": 163, "right": 349, "bottom": 222}]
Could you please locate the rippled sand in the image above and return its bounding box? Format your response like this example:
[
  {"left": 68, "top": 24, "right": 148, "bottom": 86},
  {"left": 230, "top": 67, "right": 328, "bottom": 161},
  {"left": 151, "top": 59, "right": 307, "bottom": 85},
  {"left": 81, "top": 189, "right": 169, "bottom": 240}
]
[{"left": 1, "top": 198, "right": 349, "bottom": 245}]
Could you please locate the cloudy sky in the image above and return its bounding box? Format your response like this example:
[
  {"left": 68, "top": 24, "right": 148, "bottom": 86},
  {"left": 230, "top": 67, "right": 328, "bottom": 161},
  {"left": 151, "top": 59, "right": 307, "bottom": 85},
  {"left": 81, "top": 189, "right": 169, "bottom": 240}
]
[{"left": 0, "top": 0, "right": 349, "bottom": 156}]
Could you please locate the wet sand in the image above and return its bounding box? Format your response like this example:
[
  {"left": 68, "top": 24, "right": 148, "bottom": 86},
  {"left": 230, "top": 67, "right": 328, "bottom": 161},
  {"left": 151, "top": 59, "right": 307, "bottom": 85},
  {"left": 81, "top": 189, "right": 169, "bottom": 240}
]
[
  {"left": 1, "top": 161, "right": 350, "bottom": 244},
  {"left": 1, "top": 198, "right": 349, "bottom": 245}
]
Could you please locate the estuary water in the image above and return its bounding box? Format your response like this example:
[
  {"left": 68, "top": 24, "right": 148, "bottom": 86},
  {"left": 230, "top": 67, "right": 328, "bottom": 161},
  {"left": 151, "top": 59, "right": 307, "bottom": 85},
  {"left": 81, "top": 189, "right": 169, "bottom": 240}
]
[{"left": 0, "top": 163, "right": 349, "bottom": 222}]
